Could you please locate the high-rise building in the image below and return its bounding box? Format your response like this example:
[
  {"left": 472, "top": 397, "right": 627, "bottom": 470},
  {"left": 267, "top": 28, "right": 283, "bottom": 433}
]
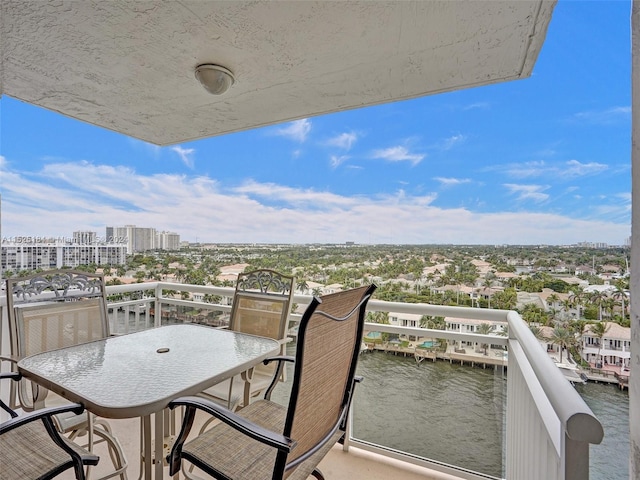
[
  {"left": 1, "top": 238, "right": 126, "bottom": 271},
  {"left": 157, "top": 231, "right": 181, "bottom": 250},
  {"left": 73, "top": 231, "right": 97, "bottom": 245},
  {"left": 105, "top": 225, "right": 180, "bottom": 253}
]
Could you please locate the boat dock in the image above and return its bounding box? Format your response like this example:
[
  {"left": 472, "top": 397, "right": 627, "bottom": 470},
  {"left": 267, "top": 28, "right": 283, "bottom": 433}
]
[{"left": 364, "top": 343, "right": 508, "bottom": 370}]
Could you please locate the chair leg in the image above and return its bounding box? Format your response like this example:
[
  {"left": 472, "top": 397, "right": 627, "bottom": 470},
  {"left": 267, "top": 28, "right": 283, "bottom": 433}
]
[
  {"left": 91, "top": 424, "right": 129, "bottom": 480},
  {"left": 65, "top": 417, "right": 128, "bottom": 480},
  {"left": 311, "top": 468, "right": 325, "bottom": 480}
]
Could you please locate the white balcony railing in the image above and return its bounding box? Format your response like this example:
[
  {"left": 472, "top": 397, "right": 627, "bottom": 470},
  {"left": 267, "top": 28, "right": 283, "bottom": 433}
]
[{"left": 1, "top": 281, "right": 604, "bottom": 480}]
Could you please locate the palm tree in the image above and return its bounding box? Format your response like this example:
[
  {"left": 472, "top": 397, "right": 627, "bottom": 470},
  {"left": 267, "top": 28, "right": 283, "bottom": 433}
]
[
  {"left": 520, "top": 303, "right": 546, "bottom": 325},
  {"left": 568, "top": 291, "right": 585, "bottom": 319},
  {"left": 547, "top": 293, "right": 560, "bottom": 310},
  {"left": 483, "top": 278, "right": 494, "bottom": 308},
  {"left": 367, "top": 311, "right": 389, "bottom": 324},
  {"left": 589, "top": 321, "right": 610, "bottom": 368},
  {"left": 296, "top": 279, "right": 309, "bottom": 294},
  {"left": 203, "top": 294, "right": 222, "bottom": 304},
  {"left": 548, "top": 326, "right": 575, "bottom": 363},
  {"left": 611, "top": 286, "right": 628, "bottom": 323},
  {"left": 497, "top": 324, "right": 509, "bottom": 338},
  {"left": 529, "top": 325, "right": 546, "bottom": 341},
  {"left": 588, "top": 291, "right": 606, "bottom": 321},
  {"left": 601, "top": 297, "right": 617, "bottom": 321},
  {"left": 476, "top": 322, "right": 493, "bottom": 355},
  {"left": 561, "top": 298, "right": 573, "bottom": 318},
  {"left": 420, "top": 315, "right": 445, "bottom": 330}
]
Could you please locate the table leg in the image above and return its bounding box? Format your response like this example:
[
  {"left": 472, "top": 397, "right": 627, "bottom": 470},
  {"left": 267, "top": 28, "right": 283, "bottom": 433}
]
[
  {"left": 241, "top": 366, "right": 255, "bottom": 408},
  {"left": 142, "top": 415, "right": 152, "bottom": 480},
  {"left": 154, "top": 413, "right": 164, "bottom": 479},
  {"left": 139, "top": 410, "right": 177, "bottom": 480}
]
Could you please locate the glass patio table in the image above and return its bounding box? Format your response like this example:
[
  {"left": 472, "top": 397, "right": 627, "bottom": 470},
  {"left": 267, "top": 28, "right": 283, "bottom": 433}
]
[{"left": 18, "top": 323, "right": 280, "bottom": 480}]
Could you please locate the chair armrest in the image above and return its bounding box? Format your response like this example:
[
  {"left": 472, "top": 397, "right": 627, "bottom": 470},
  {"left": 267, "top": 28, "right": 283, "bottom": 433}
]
[
  {"left": 0, "top": 402, "right": 85, "bottom": 435},
  {"left": 0, "top": 371, "right": 21, "bottom": 381},
  {"left": 0, "top": 372, "right": 21, "bottom": 417},
  {"left": 0, "top": 354, "right": 21, "bottom": 365},
  {"left": 338, "top": 375, "right": 364, "bottom": 437},
  {"left": 263, "top": 355, "right": 295, "bottom": 400},
  {"left": 0, "top": 399, "right": 98, "bottom": 479},
  {"left": 168, "top": 395, "right": 295, "bottom": 476},
  {"left": 263, "top": 355, "right": 295, "bottom": 365}
]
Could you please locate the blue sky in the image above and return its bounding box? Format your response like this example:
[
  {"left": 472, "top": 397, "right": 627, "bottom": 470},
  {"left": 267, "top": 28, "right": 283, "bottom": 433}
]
[{"left": 0, "top": 1, "right": 632, "bottom": 245}]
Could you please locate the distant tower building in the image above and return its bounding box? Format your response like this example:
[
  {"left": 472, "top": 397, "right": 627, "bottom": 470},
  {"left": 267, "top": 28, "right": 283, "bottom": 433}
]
[
  {"left": 106, "top": 225, "right": 175, "bottom": 253},
  {"left": 157, "top": 231, "right": 181, "bottom": 250},
  {"left": 73, "top": 231, "right": 97, "bottom": 245}
]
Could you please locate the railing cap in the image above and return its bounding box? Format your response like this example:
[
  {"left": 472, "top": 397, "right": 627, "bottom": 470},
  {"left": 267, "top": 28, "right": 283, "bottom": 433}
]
[{"left": 567, "top": 412, "right": 604, "bottom": 444}]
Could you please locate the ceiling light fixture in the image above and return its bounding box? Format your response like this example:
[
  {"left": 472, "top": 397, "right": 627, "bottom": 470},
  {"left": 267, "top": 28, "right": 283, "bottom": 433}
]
[{"left": 195, "top": 64, "right": 235, "bottom": 95}]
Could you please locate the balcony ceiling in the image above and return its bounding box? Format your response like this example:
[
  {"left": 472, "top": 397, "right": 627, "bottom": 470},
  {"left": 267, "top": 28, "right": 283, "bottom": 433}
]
[{"left": 0, "top": 1, "right": 555, "bottom": 146}]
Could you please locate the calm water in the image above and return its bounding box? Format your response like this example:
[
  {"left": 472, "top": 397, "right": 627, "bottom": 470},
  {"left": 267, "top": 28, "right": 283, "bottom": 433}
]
[
  {"left": 350, "top": 351, "right": 629, "bottom": 479},
  {"left": 575, "top": 382, "right": 630, "bottom": 480}
]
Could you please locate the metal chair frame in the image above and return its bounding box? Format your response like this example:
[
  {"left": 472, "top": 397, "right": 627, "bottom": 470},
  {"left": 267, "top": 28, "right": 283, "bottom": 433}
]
[
  {"left": 168, "top": 284, "right": 376, "bottom": 480},
  {"left": 201, "top": 269, "right": 294, "bottom": 410},
  {"left": 4, "top": 269, "right": 128, "bottom": 480},
  {"left": 0, "top": 371, "right": 100, "bottom": 480}
]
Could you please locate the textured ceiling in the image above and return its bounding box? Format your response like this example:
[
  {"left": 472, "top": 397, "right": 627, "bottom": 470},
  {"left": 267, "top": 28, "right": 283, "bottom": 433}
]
[{"left": 1, "top": 1, "right": 556, "bottom": 146}]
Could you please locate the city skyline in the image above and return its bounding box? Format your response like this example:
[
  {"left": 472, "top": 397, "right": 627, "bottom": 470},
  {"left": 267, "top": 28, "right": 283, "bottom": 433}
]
[{"left": 0, "top": 1, "right": 631, "bottom": 245}]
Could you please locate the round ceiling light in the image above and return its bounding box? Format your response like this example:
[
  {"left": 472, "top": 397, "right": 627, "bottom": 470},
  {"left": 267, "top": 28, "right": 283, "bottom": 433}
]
[{"left": 195, "top": 64, "right": 235, "bottom": 95}]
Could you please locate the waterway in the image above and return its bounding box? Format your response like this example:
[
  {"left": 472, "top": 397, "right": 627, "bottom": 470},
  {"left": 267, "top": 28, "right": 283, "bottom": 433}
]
[{"left": 350, "top": 351, "right": 629, "bottom": 479}]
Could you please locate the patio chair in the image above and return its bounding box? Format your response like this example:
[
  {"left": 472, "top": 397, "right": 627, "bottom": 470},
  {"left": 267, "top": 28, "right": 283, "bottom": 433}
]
[
  {"left": 199, "top": 269, "right": 294, "bottom": 410},
  {"left": 4, "top": 269, "right": 128, "bottom": 480},
  {"left": 0, "top": 371, "right": 99, "bottom": 480},
  {"left": 167, "top": 284, "right": 376, "bottom": 480}
]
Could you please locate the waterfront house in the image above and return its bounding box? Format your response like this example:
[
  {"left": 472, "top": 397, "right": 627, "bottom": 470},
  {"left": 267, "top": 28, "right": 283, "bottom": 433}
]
[
  {"left": 388, "top": 311, "right": 424, "bottom": 342},
  {"left": 2, "top": 1, "right": 638, "bottom": 479},
  {"left": 582, "top": 322, "right": 631, "bottom": 371},
  {"left": 445, "top": 317, "right": 506, "bottom": 353}
]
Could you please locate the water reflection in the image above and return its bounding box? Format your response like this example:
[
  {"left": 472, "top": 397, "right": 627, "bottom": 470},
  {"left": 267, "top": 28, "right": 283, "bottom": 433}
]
[
  {"left": 267, "top": 343, "right": 629, "bottom": 479},
  {"left": 353, "top": 352, "right": 506, "bottom": 478},
  {"left": 574, "top": 382, "right": 629, "bottom": 480}
]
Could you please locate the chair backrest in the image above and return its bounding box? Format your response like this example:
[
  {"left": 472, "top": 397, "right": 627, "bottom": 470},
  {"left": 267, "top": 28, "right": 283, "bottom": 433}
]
[
  {"left": 6, "top": 270, "right": 110, "bottom": 410},
  {"left": 229, "top": 269, "right": 294, "bottom": 341},
  {"left": 279, "top": 284, "right": 376, "bottom": 475}
]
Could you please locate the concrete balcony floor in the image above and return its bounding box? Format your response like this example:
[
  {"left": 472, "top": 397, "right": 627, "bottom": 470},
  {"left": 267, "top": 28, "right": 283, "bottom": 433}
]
[{"left": 59, "top": 413, "right": 462, "bottom": 480}]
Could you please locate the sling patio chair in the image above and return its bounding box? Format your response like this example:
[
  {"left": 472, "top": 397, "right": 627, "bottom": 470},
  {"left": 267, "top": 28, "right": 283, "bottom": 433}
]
[
  {"left": 0, "top": 371, "right": 99, "bottom": 480},
  {"left": 167, "top": 284, "right": 377, "bottom": 480},
  {"left": 198, "top": 269, "right": 294, "bottom": 411},
  {"left": 4, "top": 270, "right": 128, "bottom": 480}
]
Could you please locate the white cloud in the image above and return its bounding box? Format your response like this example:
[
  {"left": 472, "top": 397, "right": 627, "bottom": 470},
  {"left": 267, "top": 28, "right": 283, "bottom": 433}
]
[
  {"left": 434, "top": 177, "right": 471, "bottom": 187},
  {"left": 234, "top": 180, "right": 358, "bottom": 208},
  {"left": 326, "top": 132, "right": 358, "bottom": 150},
  {"left": 561, "top": 159, "right": 608, "bottom": 177},
  {"left": 274, "top": 119, "right": 312, "bottom": 143},
  {"left": 171, "top": 146, "right": 195, "bottom": 168},
  {"left": 462, "top": 102, "right": 490, "bottom": 111},
  {"left": 503, "top": 183, "right": 550, "bottom": 203},
  {"left": 330, "top": 155, "right": 350, "bottom": 168},
  {"left": 371, "top": 146, "right": 425, "bottom": 166},
  {"left": 490, "top": 160, "right": 608, "bottom": 179},
  {"left": 1, "top": 161, "right": 629, "bottom": 245},
  {"left": 440, "top": 134, "right": 466, "bottom": 150},
  {"left": 572, "top": 106, "right": 631, "bottom": 125}
]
